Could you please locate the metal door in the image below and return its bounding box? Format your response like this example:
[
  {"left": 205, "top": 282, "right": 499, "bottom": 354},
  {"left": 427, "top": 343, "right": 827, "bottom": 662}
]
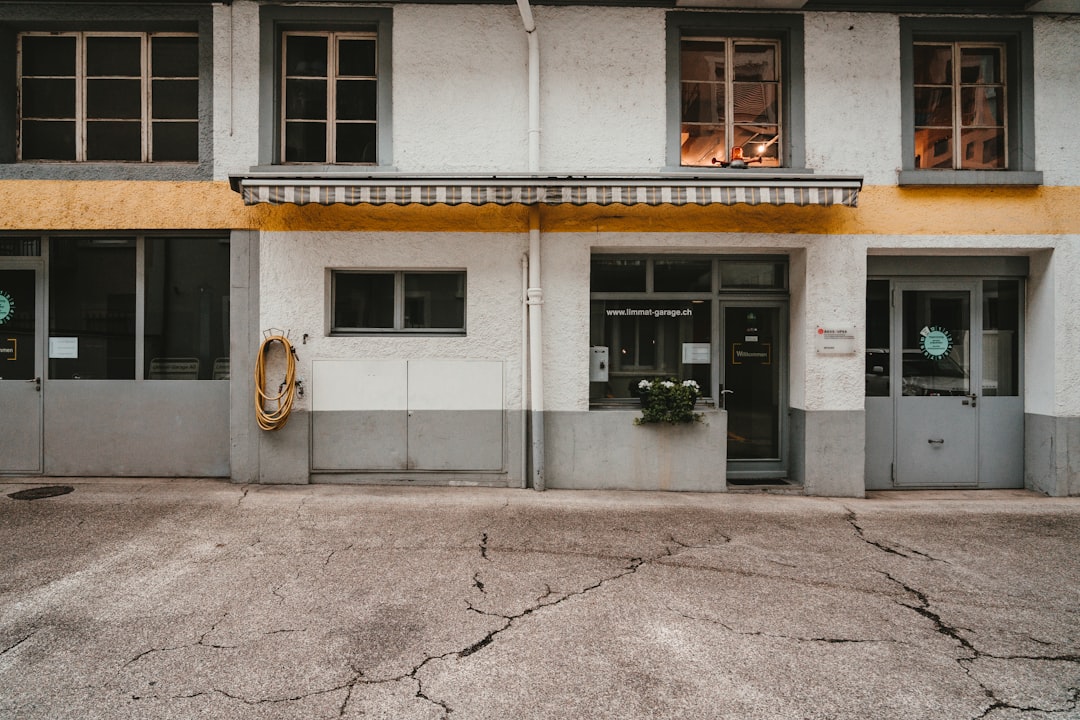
[
  {"left": 893, "top": 282, "right": 978, "bottom": 487},
  {"left": 0, "top": 265, "right": 43, "bottom": 473}
]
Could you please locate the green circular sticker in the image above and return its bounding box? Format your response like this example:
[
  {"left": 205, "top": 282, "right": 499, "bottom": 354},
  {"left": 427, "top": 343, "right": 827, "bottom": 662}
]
[
  {"left": 0, "top": 290, "right": 13, "bottom": 325},
  {"left": 921, "top": 326, "right": 952, "bottom": 359}
]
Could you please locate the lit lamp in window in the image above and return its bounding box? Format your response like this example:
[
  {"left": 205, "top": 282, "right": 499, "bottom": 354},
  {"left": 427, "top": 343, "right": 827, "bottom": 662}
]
[{"left": 712, "top": 145, "right": 763, "bottom": 169}]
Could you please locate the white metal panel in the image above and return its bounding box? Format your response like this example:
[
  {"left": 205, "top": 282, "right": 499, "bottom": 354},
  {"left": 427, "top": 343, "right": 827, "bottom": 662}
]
[
  {"left": 407, "top": 360, "right": 503, "bottom": 411},
  {"left": 312, "top": 359, "right": 407, "bottom": 412}
]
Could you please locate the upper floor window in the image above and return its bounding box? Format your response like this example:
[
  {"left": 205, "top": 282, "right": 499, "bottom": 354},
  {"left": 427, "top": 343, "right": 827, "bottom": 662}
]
[
  {"left": 680, "top": 37, "right": 782, "bottom": 168},
  {"left": 913, "top": 42, "right": 1006, "bottom": 170},
  {"left": 667, "top": 13, "right": 804, "bottom": 171},
  {"left": 18, "top": 32, "right": 198, "bottom": 163},
  {"left": 900, "top": 18, "right": 1039, "bottom": 185},
  {"left": 281, "top": 31, "right": 377, "bottom": 164}
]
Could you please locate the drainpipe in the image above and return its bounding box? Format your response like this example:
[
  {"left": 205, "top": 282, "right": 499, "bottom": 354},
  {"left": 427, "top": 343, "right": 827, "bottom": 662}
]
[{"left": 517, "top": 0, "right": 545, "bottom": 491}]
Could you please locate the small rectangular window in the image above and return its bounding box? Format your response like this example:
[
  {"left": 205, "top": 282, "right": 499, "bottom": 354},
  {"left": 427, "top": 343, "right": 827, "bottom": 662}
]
[
  {"left": 332, "top": 271, "right": 465, "bottom": 333},
  {"left": 18, "top": 32, "right": 199, "bottom": 163}
]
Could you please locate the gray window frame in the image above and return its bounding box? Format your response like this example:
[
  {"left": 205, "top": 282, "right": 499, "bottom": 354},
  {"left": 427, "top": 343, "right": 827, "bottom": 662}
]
[
  {"left": 899, "top": 17, "right": 1041, "bottom": 186},
  {"left": 259, "top": 6, "right": 393, "bottom": 169},
  {"left": 0, "top": 3, "right": 213, "bottom": 180},
  {"left": 666, "top": 12, "right": 806, "bottom": 172},
  {"left": 329, "top": 269, "right": 467, "bottom": 335}
]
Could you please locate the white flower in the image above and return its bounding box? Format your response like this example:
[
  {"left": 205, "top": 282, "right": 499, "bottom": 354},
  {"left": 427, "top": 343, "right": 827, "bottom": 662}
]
[
  {"left": 661, "top": 381, "right": 675, "bottom": 389},
  {"left": 638, "top": 379, "right": 651, "bottom": 390},
  {"left": 682, "top": 380, "right": 700, "bottom": 390}
]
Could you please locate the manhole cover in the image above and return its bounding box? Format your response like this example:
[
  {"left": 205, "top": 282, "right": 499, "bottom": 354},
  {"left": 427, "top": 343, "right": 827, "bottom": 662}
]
[{"left": 7, "top": 485, "right": 75, "bottom": 501}]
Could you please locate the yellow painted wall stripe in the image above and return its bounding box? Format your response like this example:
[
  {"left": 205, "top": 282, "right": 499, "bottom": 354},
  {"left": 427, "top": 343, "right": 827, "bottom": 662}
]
[{"left": 0, "top": 180, "right": 1078, "bottom": 236}]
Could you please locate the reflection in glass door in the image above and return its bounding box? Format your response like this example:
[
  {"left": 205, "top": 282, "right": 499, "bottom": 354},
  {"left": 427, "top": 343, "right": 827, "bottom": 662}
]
[
  {"left": 723, "top": 304, "right": 784, "bottom": 471},
  {"left": 0, "top": 266, "right": 43, "bottom": 473}
]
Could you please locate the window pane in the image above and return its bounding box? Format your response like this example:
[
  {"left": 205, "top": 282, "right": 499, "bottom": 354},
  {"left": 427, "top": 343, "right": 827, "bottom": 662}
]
[
  {"left": 913, "top": 44, "right": 952, "bottom": 85},
  {"left": 86, "top": 36, "right": 141, "bottom": 77},
  {"left": 733, "top": 126, "right": 780, "bottom": 165},
  {"left": 681, "top": 40, "right": 725, "bottom": 82},
  {"left": 914, "top": 87, "right": 953, "bottom": 127},
  {"left": 336, "top": 79, "right": 377, "bottom": 121},
  {"left": 87, "top": 79, "right": 142, "bottom": 119},
  {"left": 720, "top": 262, "right": 784, "bottom": 289},
  {"left": 914, "top": 127, "right": 954, "bottom": 169},
  {"left": 591, "top": 256, "right": 645, "bottom": 292},
  {"left": 285, "top": 79, "right": 328, "bottom": 120},
  {"left": 961, "top": 47, "right": 1001, "bottom": 84},
  {"left": 866, "top": 279, "right": 890, "bottom": 397},
  {"left": 144, "top": 237, "right": 230, "bottom": 380},
  {"left": 733, "top": 44, "right": 776, "bottom": 82},
  {"left": 960, "top": 128, "right": 1005, "bottom": 169},
  {"left": 961, "top": 86, "right": 1003, "bottom": 127},
  {"left": 654, "top": 259, "right": 711, "bottom": 292},
  {"left": 284, "top": 122, "right": 327, "bottom": 162},
  {"left": 338, "top": 38, "right": 376, "bottom": 77},
  {"left": 403, "top": 273, "right": 465, "bottom": 329},
  {"left": 982, "top": 280, "right": 1019, "bottom": 397},
  {"left": 589, "top": 299, "right": 711, "bottom": 401},
  {"left": 21, "top": 78, "right": 76, "bottom": 118},
  {"left": 333, "top": 273, "right": 394, "bottom": 329},
  {"left": 21, "top": 35, "right": 76, "bottom": 76},
  {"left": 151, "top": 36, "right": 198, "bottom": 78},
  {"left": 49, "top": 237, "right": 136, "bottom": 380},
  {"left": 732, "top": 82, "right": 777, "bottom": 123},
  {"left": 285, "top": 35, "right": 328, "bottom": 77},
  {"left": 681, "top": 123, "right": 726, "bottom": 167},
  {"left": 0, "top": 238, "right": 42, "bottom": 257},
  {"left": 21, "top": 120, "right": 76, "bottom": 160},
  {"left": 152, "top": 122, "right": 198, "bottom": 162},
  {"left": 86, "top": 121, "right": 142, "bottom": 161},
  {"left": 682, "top": 82, "right": 724, "bottom": 124},
  {"left": 153, "top": 79, "right": 199, "bottom": 119},
  {"left": 335, "top": 122, "right": 376, "bottom": 164}
]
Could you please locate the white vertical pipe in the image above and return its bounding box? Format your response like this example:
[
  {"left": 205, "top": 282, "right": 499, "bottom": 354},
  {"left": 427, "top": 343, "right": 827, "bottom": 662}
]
[{"left": 517, "top": 0, "right": 545, "bottom": 490}]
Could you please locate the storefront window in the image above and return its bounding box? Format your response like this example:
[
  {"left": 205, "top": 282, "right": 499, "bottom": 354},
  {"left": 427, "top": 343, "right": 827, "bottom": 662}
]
[
  {"left": 590, "top": 299, "right": 711, "bottom": 400},
  {"left": 48, "top": 235, "right": 229, "bottom": 380},
  {"left": 144, "top": 237, "right": 231, "bottom": 380},
  {"left": 49, "top": 237, "right": 136, "bottom": 380},
  {"left": 983, "top": 279, "right": 1020, "bottom": 396}
]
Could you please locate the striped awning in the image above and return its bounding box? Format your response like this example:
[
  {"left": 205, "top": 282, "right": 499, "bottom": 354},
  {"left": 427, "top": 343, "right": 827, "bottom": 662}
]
[{"left": 229, "top": 174, "right": 862, "bottom": 208}]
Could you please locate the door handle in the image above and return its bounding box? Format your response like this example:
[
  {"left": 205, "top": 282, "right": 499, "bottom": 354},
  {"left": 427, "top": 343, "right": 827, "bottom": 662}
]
[
  {"left": 26, "top": 376, "right": 40, "bottom": 391},
  {"left": 928, "top": 438, "right": 944, "bottom": 444},
  {"left": 962, "top": 393, "right": 977, "bottom": 407}
]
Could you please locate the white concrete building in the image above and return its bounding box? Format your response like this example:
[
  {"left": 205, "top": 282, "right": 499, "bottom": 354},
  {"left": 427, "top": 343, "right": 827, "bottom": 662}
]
[{"left": 1, "top": 0, "right": 1078, "bottom": 497}]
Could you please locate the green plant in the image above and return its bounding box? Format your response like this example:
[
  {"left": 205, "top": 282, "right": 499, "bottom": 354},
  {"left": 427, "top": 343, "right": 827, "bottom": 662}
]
[{"left": 635, "top": 378, "right": 702, "bottom": 425}]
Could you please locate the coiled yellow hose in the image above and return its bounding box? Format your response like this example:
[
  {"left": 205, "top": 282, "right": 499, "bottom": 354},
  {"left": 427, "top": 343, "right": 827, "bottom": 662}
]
[{"left": 254, "top": 335, "right": 296, "bottom": 431}]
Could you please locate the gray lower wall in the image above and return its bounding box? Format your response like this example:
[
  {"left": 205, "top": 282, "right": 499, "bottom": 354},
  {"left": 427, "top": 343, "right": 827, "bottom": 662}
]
[
  {"left": 790, "top": 408, "right": 865, "bottom": 498},
  {"left": 1025, "top": 413, "right": 1080, "bottom": 497},
  {"left": 544, "top": 409, "right": 727, "bottom": 491},
  {"left": 44, "top": 381, "right": 229, "bottom": 476}
]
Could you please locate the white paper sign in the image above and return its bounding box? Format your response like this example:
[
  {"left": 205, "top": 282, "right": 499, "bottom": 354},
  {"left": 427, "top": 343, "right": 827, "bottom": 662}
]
[
  {"left": 682, "top": 342, "right": 711, "bottom": 364},
  {"left": 49, "top": 337, "right": 78, "bottom": 359}
]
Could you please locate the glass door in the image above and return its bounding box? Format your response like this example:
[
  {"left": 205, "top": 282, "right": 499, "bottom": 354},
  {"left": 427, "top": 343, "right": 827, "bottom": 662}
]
[
  {"left": 722, "top": 302, "right": 786, "bottom": 476},
  {"left": 0, "top": 265, "right": 43, "bottom": 473}
]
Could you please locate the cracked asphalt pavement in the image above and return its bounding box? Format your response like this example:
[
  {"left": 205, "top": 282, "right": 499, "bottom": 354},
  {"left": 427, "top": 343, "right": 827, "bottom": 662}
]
[{"left": 1, "top": 480, "right": 1079, "bottom": 720}]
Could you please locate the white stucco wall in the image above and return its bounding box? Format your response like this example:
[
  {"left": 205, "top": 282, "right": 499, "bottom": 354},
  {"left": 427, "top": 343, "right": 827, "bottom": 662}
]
[
  {"left": 213, "top": 1, "right": 261, "bottom": 179},
  {"left": 259, "top": 231, "right": 529, "bottom": 412},
  {"left": 535, "top": 7, "right": 668, "bottom": 172},
  {"left": 393, "top": 5, "right": 530, "bottom": 172},
  {"left": 1034, "top": 16, "right": 1080, "bottom": 186},
  {"left": 211, "top": 4, "right": 1080, "bottom": 183},
  {"left": 804, "top": 13, "right": 901, "bottom": 185}
]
